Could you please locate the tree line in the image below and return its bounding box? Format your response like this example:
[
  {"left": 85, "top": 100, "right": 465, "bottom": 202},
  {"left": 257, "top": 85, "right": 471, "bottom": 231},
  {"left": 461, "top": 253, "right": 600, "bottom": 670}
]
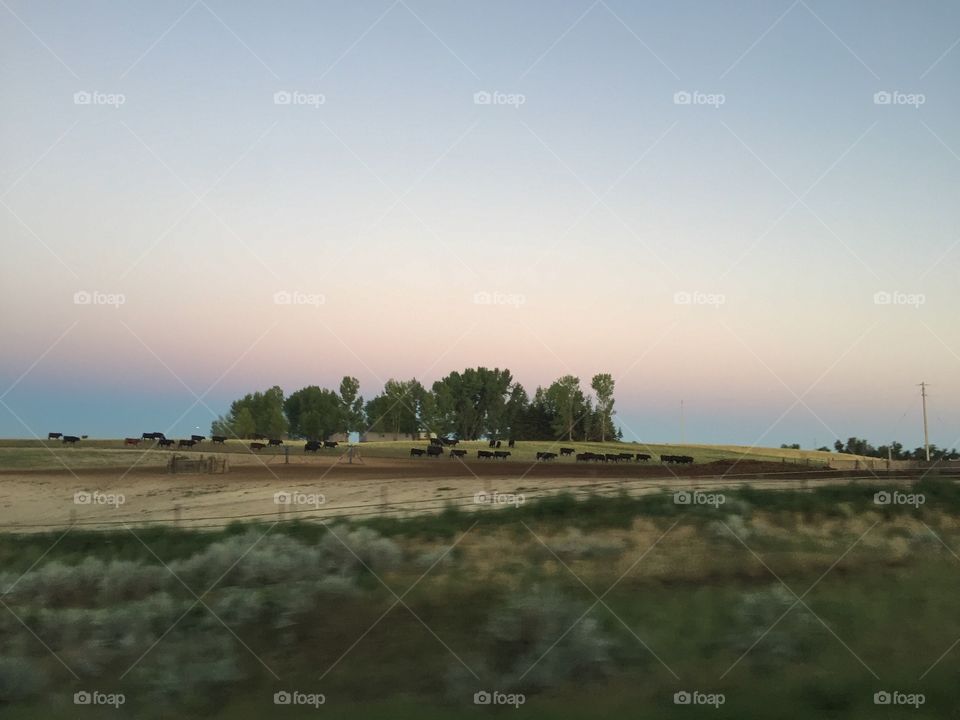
[
  {"left": 211, "top": 368, "right": 620, "bottom": 442},
  {"left": 781, "top": 438, "right": 959, "bottom": 460}
]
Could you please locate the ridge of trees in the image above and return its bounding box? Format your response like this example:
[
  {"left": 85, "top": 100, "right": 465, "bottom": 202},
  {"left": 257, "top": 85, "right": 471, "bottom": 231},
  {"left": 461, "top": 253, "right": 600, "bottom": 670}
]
[
  {"left": 780, "top": 438, "right": 959, "bottom": 460},
  {"left": 211, "top": 369, "right": 621, "bottom": 442}
]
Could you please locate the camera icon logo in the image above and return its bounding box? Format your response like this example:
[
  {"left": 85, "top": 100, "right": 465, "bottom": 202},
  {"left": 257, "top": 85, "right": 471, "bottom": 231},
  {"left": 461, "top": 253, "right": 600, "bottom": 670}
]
[
  {"left": 73, "top": 290, "right": 92, "bottom": 305},
  {"left": 673, "top": 690, "right": 692, "bottom": 704},
  {"left": 73, "top": 91, "right": 92, "bottom": 105},
  {"left": 473, "top": 91, "right": 492, "bottom": 105},
  {"left": 673, "top": 91, "right": 692, "bottom": 105},
  {"left": 474, "top": 690, "right": 492, "bottom": 705},
  {"left": 274, "top": 91, "right": 292, "bottom": 105},
  {"left": 74, "top": 691, "right": 92, "bottom": 704},
  {"left": 274, "top": 491, "right": 292, "bottom": 505},
  {"left": 873, "top": 491, "right": 891, "bottom": 505},
  {"left": 673, "top": 491, "right": 691, "bottom": 505},
  {"left": 873, "top": 91, "right": 892, "bottom": 105},
  {"left": 874, "top": 690, "right": 891, "bottom": 705},
  {"left": 274, "top": 690, "right": 292, "bottom": 705}
]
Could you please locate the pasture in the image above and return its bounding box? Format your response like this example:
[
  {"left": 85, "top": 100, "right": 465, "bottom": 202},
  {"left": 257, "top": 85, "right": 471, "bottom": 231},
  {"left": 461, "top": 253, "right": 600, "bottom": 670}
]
[
  {"left": 0, "top": 481, "right": 958, "bottom": 718},
  {"left": 0, "top": 437, "right": 877, "bottom": 471}
]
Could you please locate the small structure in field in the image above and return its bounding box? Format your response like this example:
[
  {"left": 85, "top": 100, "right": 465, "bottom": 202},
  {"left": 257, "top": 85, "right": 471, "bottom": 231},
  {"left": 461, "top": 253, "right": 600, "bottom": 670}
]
[{"left": 167, "top": 454, "right": 228, "bottom": 474}]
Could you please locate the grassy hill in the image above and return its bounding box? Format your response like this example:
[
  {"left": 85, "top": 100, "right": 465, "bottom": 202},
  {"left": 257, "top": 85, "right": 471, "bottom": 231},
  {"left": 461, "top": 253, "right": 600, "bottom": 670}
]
[{"left": 0, "top": 438, "right": 874, "bottom": 471}]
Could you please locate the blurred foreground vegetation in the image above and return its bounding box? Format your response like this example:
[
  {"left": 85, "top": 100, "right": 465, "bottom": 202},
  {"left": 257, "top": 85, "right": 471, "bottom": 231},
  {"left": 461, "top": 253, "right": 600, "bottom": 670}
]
[{"left": 1, "top": 478, "right": 958, "bottom": 718}]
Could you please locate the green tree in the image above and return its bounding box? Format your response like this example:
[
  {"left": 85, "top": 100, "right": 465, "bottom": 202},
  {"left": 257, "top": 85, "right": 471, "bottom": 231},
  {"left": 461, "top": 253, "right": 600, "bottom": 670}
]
[
  {"left": 211, "top": 386, "right": 287, "bottom": 438},
  {"left": 546, "top": 375, "right": 586, "bottom": 441},
  {"left": 365, "top": 379, "right": 424, "bottom": 438},
  {"left": 590, "top": 373, "right": 616, "bottom": 443},
  {"left": 232, "top": 407, "right": 256, "bottom": 438},
  {"left": 284, "top": 386, "right": 341, "bottom": 440},
  {"left": 338, "top": 376, "right": 365, "bottom": 434}
]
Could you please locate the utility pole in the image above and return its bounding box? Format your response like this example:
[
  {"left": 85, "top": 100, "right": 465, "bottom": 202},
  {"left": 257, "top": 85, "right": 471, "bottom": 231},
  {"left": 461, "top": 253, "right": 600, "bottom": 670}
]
[{"left": 919, "top": 381, "right": 930, "bottom": 461}]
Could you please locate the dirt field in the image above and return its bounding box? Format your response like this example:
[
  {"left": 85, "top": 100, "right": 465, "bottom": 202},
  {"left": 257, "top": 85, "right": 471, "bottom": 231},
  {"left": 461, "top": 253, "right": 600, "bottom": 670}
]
[{"left": 0, "top": 448, "right": 942, "bottom": 532}]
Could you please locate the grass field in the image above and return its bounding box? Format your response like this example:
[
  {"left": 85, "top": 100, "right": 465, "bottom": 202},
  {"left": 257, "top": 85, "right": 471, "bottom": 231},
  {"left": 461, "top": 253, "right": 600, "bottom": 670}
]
[
  {"left": 0, "top": 481, "right": 957, "bottom": 718},
  {"left": 0, "top": 438, "right": 877, "bottom": 471}
]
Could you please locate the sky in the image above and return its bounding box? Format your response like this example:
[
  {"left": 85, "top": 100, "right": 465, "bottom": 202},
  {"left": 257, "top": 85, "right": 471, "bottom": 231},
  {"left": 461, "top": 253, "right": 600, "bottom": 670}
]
[{"left": 1, "top": 0, "right": 958, "bottom": 448}]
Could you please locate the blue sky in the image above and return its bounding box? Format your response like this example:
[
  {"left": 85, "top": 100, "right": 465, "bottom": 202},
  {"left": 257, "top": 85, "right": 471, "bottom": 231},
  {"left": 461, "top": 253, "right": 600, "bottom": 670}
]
[{"left": 1, "top": 1, "right": 959, "bottom": 448}]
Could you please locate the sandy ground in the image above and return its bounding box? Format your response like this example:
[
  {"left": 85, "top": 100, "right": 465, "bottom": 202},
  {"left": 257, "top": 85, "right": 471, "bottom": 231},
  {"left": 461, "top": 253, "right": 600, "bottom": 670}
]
[{"left": 0, "top": 454, "right": 937, "bottom": 532}]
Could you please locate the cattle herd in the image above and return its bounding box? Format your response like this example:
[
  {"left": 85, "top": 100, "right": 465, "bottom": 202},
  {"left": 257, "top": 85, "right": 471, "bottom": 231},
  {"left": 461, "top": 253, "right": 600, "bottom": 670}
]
[
  {"left": 404, "top": 440, "right": 697, "bottom": 465},
  {"left": 45, "top": 430, "right": 696, "bottom": 465}
]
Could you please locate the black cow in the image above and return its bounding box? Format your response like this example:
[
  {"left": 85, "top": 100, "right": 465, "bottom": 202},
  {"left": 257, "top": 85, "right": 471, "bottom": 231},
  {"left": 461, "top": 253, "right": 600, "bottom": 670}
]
[
  {"left": 304, "top": 441, "right": 321, "bottom": 453},
  {"left": 62, "top": 435, "right": 80, "bottom": 444},
  {"left": 158, "top": 438, "right": 175, "bottom": 448},
  {"left": 477, "top": 450, "right": 494, "bottom": 459},
  {"left": 429, "top": 438, "right": 444, "bottom": 447},
  {"left": 410, "top": 448, "right": 425, "bottom": 457},
  {"left": 426, "top": 445, "right": 443, "bottom": 457},
  {"left": 250, "top": 442, "right": 266, "bottom": 451},
  {"left": 618, "top": 453, "right": 634, "bottom": 461},
  {"left": 559, "top": 447, "right": 575, "bottom": 456},
  {"left": 488, "top": 440, "right": 497, "bottom": 448},
  {"left": 536, "top": 451, "right": 557, "bottom": 461},
  {"left": 324, "top": 441, "right": 338, "bottom": 448},
  {"left": 143, "top": 432, "right": 166, "bottom": 441},
  {"left": 212, "top": 435, "right": 226, "bottom": 444},
  {"left": 508, "top": 439, "right": 516, "bottom": 448},
  {"left": 124, "top": 437, "right": 141, "bottom": 446},
  {"left": 178, "top": 439, "right": 196, "bottom": 448},
  {"left": 578, "top": 452, "right": 604, "bottom": 462},
  {"left": 191, "top": 434, "right": 205, "bottom": 443},
  {"left": 494, "top": 450, "right": 511, "bottom": 460},
  {"left": 636, "top": 453, "right": 651, "bottom": 462},
  {"left": 449, "top": 449, "right": 467, "bottom": 458},
  {"left": 605, "top": 453, "right": 620, "bottom": 463},
  {"left": 268, "top": 438, "right": 283, "bottom": 446},
  {"left": 47, "top": 432, "right": 62, "bottom": 440}
]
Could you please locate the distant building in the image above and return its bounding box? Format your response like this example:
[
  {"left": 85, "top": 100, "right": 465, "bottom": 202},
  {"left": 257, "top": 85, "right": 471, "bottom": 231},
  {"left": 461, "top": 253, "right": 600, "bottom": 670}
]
[{"left": 360, "top": 431, "right": 429, "bottom": 442}]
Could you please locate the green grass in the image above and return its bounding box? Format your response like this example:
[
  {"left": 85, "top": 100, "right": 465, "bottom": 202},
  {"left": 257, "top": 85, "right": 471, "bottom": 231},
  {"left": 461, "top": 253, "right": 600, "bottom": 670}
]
[
  {"left": 1, "top": 483, "right": 958, "bottom": 717},
  {"left": 0, "top": 437, "right": 866, "bottom": 470}
]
